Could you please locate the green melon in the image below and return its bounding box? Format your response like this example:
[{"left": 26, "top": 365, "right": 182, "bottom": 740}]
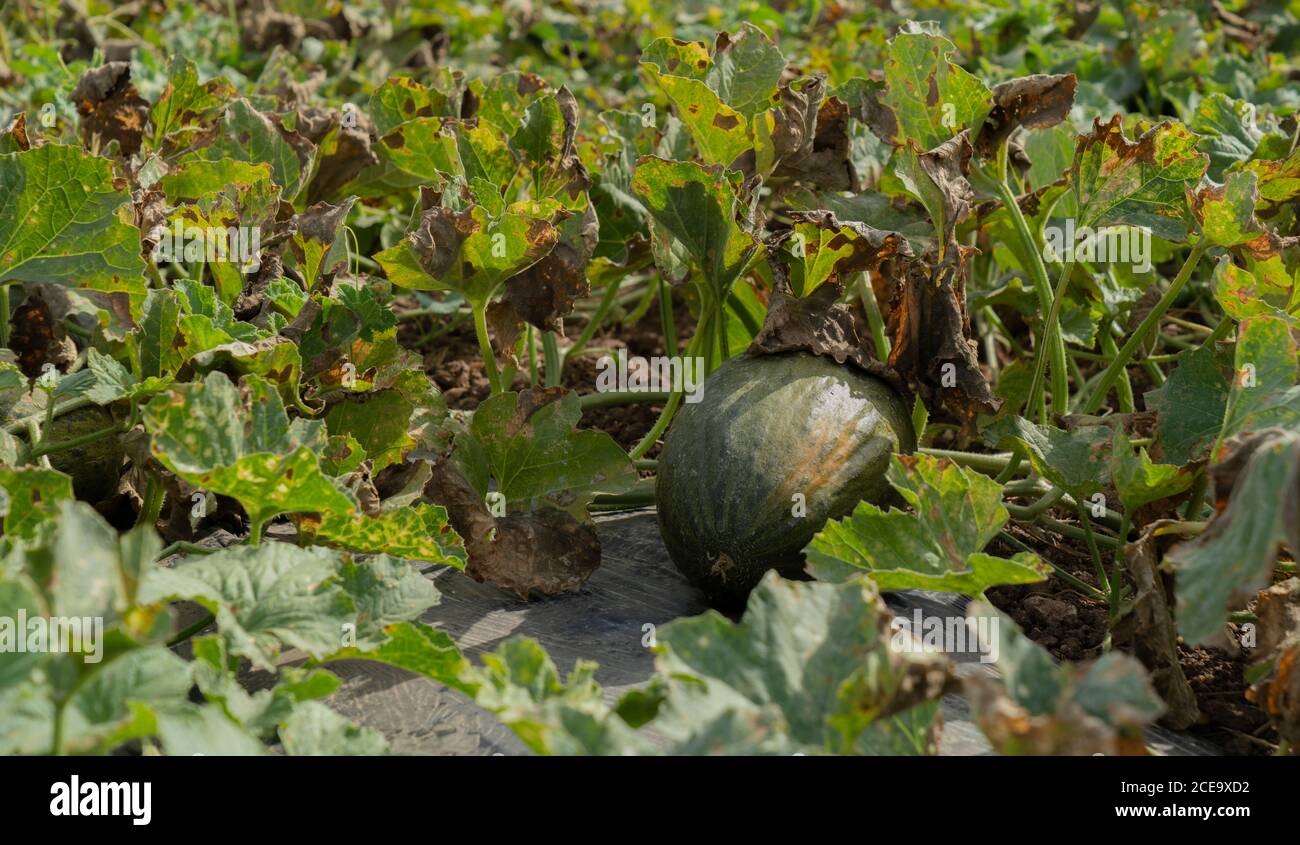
[
  {"left": 45, "top": 406, "right": 125, "bottom": 503},
  {"left": 655, "top": 352, "right": 914, "bottom": 606}
]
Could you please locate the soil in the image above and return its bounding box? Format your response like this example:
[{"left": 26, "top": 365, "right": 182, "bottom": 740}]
[{"left": 986, "top": 517, "right": 1276, "bottom": 755}]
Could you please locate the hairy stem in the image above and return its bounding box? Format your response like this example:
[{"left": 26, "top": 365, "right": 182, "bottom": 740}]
[{"left": 1084, "top": 238, "right": 1209, "bottom": 413}]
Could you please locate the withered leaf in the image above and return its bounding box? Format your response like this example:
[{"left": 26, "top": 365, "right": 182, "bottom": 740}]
[
  {"left": 747, "top": 258, "right": 910, "bottom": 398},
  {"left": 767, "top": 78, "right": 856, "bottom": 191},
  {"left": 71, "top": 62, "right": 149, "bottom": 157},
  {"left": 501, "top": 201, "right": 598, "bottom": 332},
  {"left": 1115, "top": 520, "right": 1202, "bottom": 729},
  {"left": 974, "top": 74, "right": 1077, "bottom": 160},
  {"left": 876, "top": 249, "right": 999, "bottom": 432},
  {"left": 424, "top": 456, "right": 600, "bottom": 599},
  {"left": 1246, "top": 577, "right": 1300, "bottom": 752}
]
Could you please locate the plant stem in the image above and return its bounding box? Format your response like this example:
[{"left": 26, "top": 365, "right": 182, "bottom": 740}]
[
  {"left": 628, "top": 316, "right": 709, "bottom": 460},
  {"left": 542, "top": 331, "right": 562, "bottom": 388},
  {"left": 527, "top": 326, "right": 539, "bottom": 387},
  {"left": 858, "top": 272, "right": 890, "bottom": 359},
  {"left": 0, "top": 285, "right": 9, "bottom": 349},
  {"left": 579, "top": 390, "right": 670, "bottom": 410},
  {"left": 658, "top": 276, "right": 677, "bottom": 354},
  {"left": 989, "top": 172, "right": 1067, "bottom": 422},
  {"left": 1077, "top": 503, "right": 1111, "bottom": 594},
  {"left": 1025, "top": 257, "right": 1075, "bottom": 421},
  {"left": 918, "top": 447, "right": 1022, "bottom": 476},
  {"left": 472, "top": 306, "right": 503, "bottom": 393},
  {"left": 1083, "top": 239, "right": 1210, "bottom": 413},
  {"left": 1000, "top": 530, "right": 1107, "bottom": 601},
  {"left": 30, "top": 421, "right": 127, "bottom": 458},
  {"left": 565, "top": 279, "right": 621, "bottom": 363},
  {"left": 167, "top": 612, "right": 216, "bottom": 647},
  {"left": 136, "top": 473, "right": 165, "bottom": 529},
  {"left": 1099, "top": 329, "right": 1135, "bottom": 413}
]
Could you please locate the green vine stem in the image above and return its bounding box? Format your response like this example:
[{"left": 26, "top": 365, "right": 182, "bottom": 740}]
[
  {"left": 1077, "top": 503, "right": 1111, "bottom": 594},
  {"left": 579, "top": 390, "right": 670, "bottom": 410},
  {"left": 564, "top": 279, "right": 622, "bottom": 365},
  {"left": 658, "top": 276, "right": 677, "bottom": 354},
  {"left": 473, "top": 304, "right": 503, "bottom": 393},
  {"left": 30, "top": 420, "right": 127, "bottom": 458},
  {"left": 1099, "top": 328, "right": 1135, "bottom": 413},
  {"left": 628, "top": 314, "right": 710, "bottom": 460},
  {"left": 857, "top": 272, "right": 890, "bottom": 360},
  {"left": 542, "top": 330, "right": 562, "bottom": 388},
  {"left": 135, "top": 473, "right": 165, "bottom": 529},
  {"left": 1024, "top": 256, "right": 1075, "bottom": 421},
  {"left": 981, "top": 162, "right": 1068, "bottom": 421},
  {"left": 1083, "top": 238, "right": 1210, "bottom": 413},
  {"left": 998, "top": 529, "right": 1107, "bottom": 602},
  {"left": 0, "top": 284, "right": 10, "bottom": 349}
]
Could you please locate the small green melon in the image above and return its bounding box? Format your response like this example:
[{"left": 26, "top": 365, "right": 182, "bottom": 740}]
[{"left": 655, "top": 352, "right": 914, "bottom": 607}]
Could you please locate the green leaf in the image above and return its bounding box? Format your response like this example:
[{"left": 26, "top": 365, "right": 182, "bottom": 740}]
[
  {"left": 872, "top": 27, "right": 993, "bottom": 152},
  {"left": 805, "top": 454, "right": 1048, "bottom": 597},
  {"left": 369, "top": 76, "right": 463, "bottom": 138},
  {"left": 1168, "top": 430, "right": 1300, "bottom": 644},
  {"left": 466, "top": 390, "right": 639, "bottom": 520},
  {"left": 778, "top": 211, "right": 909, "bottom": 297},
  {"left": 190, "top": 99, "right": 315, "bottom": 201},
  {"left": 0, "top": 144, "right": 146, "bottom": 295},
  {"left": 1238, "top": 145, "right": 1300, "bottom": 204},
  {"left": 1213, "top": 255, "right": 1299, "bottom": 323},
  {"left": 142, "top": 372, "right": 355, "bottom": 532},
  {"left": 140, "top": 543, "right": 355, "bottom": 672},
  {"left": 329, "top": 621, "right": 473, "bottom": 695},
  {"left": 289, "top": 197, "right": 356, "bottom": 288},
  {"left": 150, "top": 56, "right": 237, "bottom": 151},
  {"left": 983, "top": 416, "right": 1113, "bottom": 497},
  {"left": 1189, "top": 93, "right": 1263, "bottom": 181},
  {"left": 279, "top": 700, "right": 390, "bottom": 755},
  {"left": 1146, "top": 346, "right": 1232, "bottom": 465},
  {"left": 324, "top": 389, "right": 412, "bottom": 473},
  {"left": 59, "top": 647, "right": 194, "bottom": 754},
  {"left": 0, "top": 467, "right": 73, "bottom": 539},
  {"left": 1221, "top": 315, "right": 1300, "bottom": 441},
  {"left": 964, "top": 602, "right": 1163, "bottom": 754},
  {"left": 651, "top": 76, "right": 751, "bottom": 167},
  {"left": 630, "top": 156, "right": 759, "bottom": 298},
  {"left": 468, "top": 637, "right": 644, "bottom": 755},
  {"left": 650, "top": 573, "right": 950, "bottom": 754},
  {"left": 306, "top": 503, "right": 466, "bottom": 568},
  {"left": 1072, "top": 116, "right": 1208, "bottom": 242},
  {"left": 1110, "top": 429, "right": 1194, "bottom": 512}
]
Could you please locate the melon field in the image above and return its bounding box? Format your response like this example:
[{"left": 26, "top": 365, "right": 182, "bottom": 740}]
[{"left": 0, "top": 0, "right": 1297, "bottom": 762}]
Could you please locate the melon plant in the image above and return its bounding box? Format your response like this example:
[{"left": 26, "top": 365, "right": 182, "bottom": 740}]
[{"left": 656, "top": 351, "right": 914, "bottom": 605}]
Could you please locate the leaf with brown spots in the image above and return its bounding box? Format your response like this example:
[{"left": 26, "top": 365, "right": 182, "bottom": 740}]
[
  {"left": 974, "top": 73, "right": 1077, "bottom": 160},
  {"left": 1071, "top": 114, "right": 1207, "bottom": 243},
  {"left": 771, "top": 209, "right": 911, "bottom": 297}
]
